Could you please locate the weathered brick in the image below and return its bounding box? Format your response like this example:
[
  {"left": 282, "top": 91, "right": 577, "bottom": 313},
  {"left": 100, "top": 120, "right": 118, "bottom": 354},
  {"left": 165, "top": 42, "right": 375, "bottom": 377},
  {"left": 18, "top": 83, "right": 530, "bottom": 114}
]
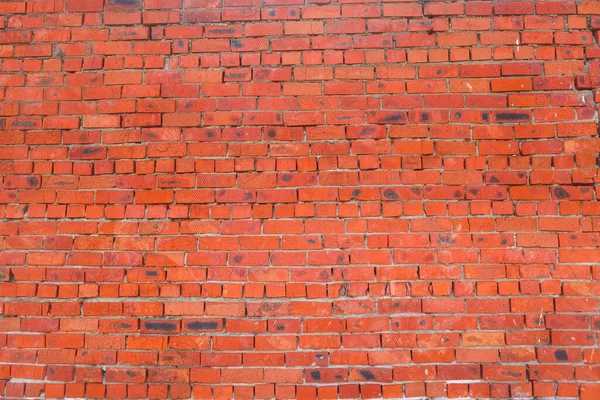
[{"left": 0, "top": 0, "right": 596, "bottom": 394}]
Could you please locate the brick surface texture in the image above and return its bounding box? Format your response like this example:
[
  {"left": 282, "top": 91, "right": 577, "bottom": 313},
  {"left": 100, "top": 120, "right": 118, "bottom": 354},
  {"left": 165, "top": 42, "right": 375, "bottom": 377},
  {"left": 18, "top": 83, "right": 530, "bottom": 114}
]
[{"left": 1, "top": 0, "right": 600, "bottom": 399}]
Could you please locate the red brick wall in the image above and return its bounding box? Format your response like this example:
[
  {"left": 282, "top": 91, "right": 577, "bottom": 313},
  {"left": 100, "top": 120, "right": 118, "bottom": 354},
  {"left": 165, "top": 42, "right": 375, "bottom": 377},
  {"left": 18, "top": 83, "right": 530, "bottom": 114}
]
[{"left": 1, "top": 0, "right": 600, "bottom": 399}]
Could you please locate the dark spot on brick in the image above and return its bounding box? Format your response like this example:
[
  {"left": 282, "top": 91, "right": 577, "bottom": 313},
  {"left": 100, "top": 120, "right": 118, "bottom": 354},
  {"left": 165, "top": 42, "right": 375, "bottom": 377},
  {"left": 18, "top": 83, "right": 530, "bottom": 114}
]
[
  {"left": 276, "top": 324, "right": 285, "bottom": 331},
  {"left": 257, "top": 303, "right": 282, "bottom": 315},
  {"left": 281, "top": 174, "right": 292, "bottom": 182},
  {"left": 231, "top": 39, "right": 243, "bottom": 49},
  {"left": 234, "top": 270, "right": 245, "bottom": 278},
  {"left": 110, "top": 0, "right": 139, "bottom": 5},
  {"left": 489, "top": 176, "right": 500, "bottom": 183},
  {"left": 206, "top": 131, "right": 214, "bottom": 138},
  {"left": 318, "top": 270, "right": 330, "bottom": 280},
  {"left": 517, "top": 172, "right": 525, "bottom": 178},
  {"left": 428, "top": 29, "right": 434, "bottom": 35},
  {"left": 496, "top": 112, "right": 529, "bottom": 122},
  {"left": 419, "top": 319, "right": 425, "bottom": 326},
  {"left": 145, "top": 270, "right": 158, "bottom": 277},
  {"left": 582, "top": 35, "right": 588, "bottom": 41},
  {"left": 411, "top": 188, "right": 421, "bottom": 195},
  {"left": 36, "top": 76, "right": 53, "bottom": 85},
  {"left": 310, "top": 370, "right": 321, "bottom": 380},
  {"left": 336, "top": 254, "right": 346, "bottom": 264},
  {"left": 227, "top": 73, "right": 247, "bottom": 79},
  {"left": 334, "top": 374, "right": 343, "bottom": 380},
  {"left": 244, "top": 192, "right": 253, "bottom": 200},
  {"left": 81, "top": 147, "right": 102, "bottom": 155},
  {"left": 275, "top": 114, "right": 281, "bottom": 121},
  {"left": 233, "top": 255, "right": 243, "bottom": 263},
  {"left": 454, "top": 112, "right": 462, "bottom": 118},
  {"left": 421, "top": 113, "right": 429, "bottom": 122},
  {"left": 268, "top": 130, "right": 276, "bottom": 137},
  {"left": 501, "top": 239, "right": 508, "bottom": 245},
  {"left": 290, "top": 10, "right": 297, "bottom": 16},
  {"left": 126, "top": 371, "right": 136, "bottom": 377},
  {"left": 352, "top": 189, "right": 361, "bottom": 196},
  {"left": 359, "top": 370, "right": 376, "bottom": 380},
  {"left": 482, "top": 113, "right": 489, "bottom": 121},
  {"left": 554, "top": 350, "right": 568, "bottom": 360},
  {"left": 210, "top": 28, "right": 236, "bottom": 35},
  {"left": 308, "top": 239, "right": 316, "bottom": 244},
  {"left": 454, "top": 190, "right": 462, "bottom": 198},
  {"left": 118, "top": 30, "right": 139, "bottom": 38},
  {"left": 394, "top": 321, "right": 399, "bottom": 327},
  {"left": 469, "top": 188, "right": 479, "bottom": 195},
  {"left": 315, "top": 354, "right": 325, "bottom": 360},
  {"left": 383, "top": 189, "right": 399, "bottom": 200},
  {"left": 357, "top": 127, "right": 375, "bottom": 136},
  {"left": 11, "top": 120, "right": 36, "bottom": 127},
  {"left": 554, "top": 187, "right": 569, "bottom": 199},
  {"left": 186, "top": 321, "right": 219, "bottom": 330},
  {"left": 120, "top": 323, "right": 133, "bottom": 329},
  {"left": 144, "top": 322, "right": 177, "bottom": 331},
  {"left": 594, "top": 321, "right": 600, "bottom": 329},
  {"left": 27, "top": 176, "right": 39, "bottom": 186},
  {"left": 269, "top": 9, "right": 276, "bottom": 16},
  {"left": 437, "top": 235, "right": 455, "bottom": 244},
  {"left": 383, "top": 114, "right": 405, "bottom": 122},
  {"left": 55, "top": 179, "right": 74, "bottom": 187}
]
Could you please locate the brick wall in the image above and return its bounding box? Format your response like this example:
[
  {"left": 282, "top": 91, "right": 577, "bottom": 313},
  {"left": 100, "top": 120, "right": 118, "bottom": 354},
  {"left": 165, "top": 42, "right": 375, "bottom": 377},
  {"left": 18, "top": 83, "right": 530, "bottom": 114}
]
[{"left": 1, "top": 0, "right": 600, "bottom": 399}]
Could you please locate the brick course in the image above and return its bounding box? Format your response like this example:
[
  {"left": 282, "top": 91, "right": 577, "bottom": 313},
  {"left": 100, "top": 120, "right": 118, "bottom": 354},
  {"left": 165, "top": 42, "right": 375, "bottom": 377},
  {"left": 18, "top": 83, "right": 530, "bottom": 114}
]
[{"left": 1, "top": 0, "right": 600, "bottom": 399}]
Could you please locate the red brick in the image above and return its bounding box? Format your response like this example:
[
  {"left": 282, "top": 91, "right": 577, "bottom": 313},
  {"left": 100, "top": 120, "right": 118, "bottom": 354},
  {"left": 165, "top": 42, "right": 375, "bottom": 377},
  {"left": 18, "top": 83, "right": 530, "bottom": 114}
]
[{"left": 0, "top": 1, "right": 596, "bottom": 393}]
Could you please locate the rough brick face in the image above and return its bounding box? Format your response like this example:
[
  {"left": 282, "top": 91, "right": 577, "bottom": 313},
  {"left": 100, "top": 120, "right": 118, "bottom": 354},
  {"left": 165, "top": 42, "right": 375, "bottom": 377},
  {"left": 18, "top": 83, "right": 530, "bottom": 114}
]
[{"left": 1, "top": 0, "right": 600, "bottom": 399}]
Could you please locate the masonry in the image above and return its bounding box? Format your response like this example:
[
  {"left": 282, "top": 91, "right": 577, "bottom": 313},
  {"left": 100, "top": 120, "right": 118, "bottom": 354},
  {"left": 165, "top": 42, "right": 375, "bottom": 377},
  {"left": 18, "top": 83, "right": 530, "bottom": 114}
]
[{"left": 1, "top": 0, "right": 600, "bottom": 399}]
